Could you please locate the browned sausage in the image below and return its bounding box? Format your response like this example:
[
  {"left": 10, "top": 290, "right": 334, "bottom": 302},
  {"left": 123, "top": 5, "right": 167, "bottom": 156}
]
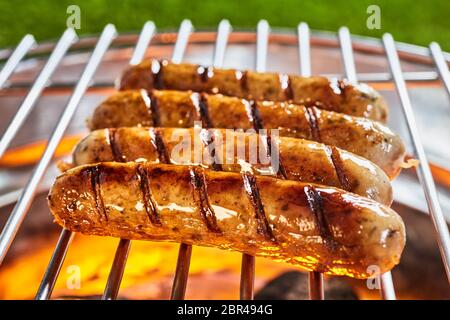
[
  {"left": 89, "top": 90, "right": 405, "bottom": 178},
  {"left": 48, "top": 162, "right": 406, "bottom": 278},
  {"left": 119, "top": 60, "right": 388, "bottom": 122}
]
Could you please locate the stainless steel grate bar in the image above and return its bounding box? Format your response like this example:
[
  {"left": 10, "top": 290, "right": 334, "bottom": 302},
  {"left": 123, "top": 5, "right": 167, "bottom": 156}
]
[
  {"left": 0, "top": 34, "right": 36, "bottom": 89},
  {"left": 383, "top": 33, "right": 450, "bottom": 282},
  {"left": 239, "top": 19, "right": 270, "bottom": 301},
  {"left": 171, "top": 243, "right": 192, "bottom": 300},
  {"left": 255, "top": 20, "right": 270, "bottom": 73},
  {"left": 379, "top": 272, "right": 396, "bottom": 300},
  {"left": 102, "top": 239, "right": 132, "bottom": 300},
  {"left": 308, "top": 271, "right": 324, "bottom": 300},
  {"left": 171, "top": 20, "right": 193, "bottom": 64},
  {"left": 0, "top": 24, "right": 116, "bottom": 266},
  {"left": 169, "top": 19, "right": 195, "bottom": 300},
  {"left": 240, "top": 253, "right": 255, "bottom": 300},
  {"left": 130, "top": 21, "right": 157, "bottom": 67},
  {"left": 338, "top": 26, "right": 396, "bottom": 300},
  {"left": 297, "top": 22, "right": 325, "bottom": 301},
  {"left": 0, "top": 28, "right": 77, "bottom": 159},
  {"left": 338, "top": 27, "right": 358, "bottom": 83},
  {"left": 338, "top": 27, "right": 357, "bottom": 83},
  {"left": 129, "top": 21, "right": 156, "bottom": 66},
  {"left": 213, "top": 20, "right": 231, "bottom": 68},
  {"left": 102, "top": 21, "right": 158, "bottom": 300},
  {"left": 429, "top": 42, "right": 450, "bottom": 97},
  {"left": 212, "top": 20, "right": 258, "bottom": 301},
  {"left": 35, "top": 228, "right": 74, "bottom": 299},
  {"left": 347, "top": 71, "right": 440, "bottom": 82},
  {"left": 297, "top": 22, "right": 311, "bottom": 77}
]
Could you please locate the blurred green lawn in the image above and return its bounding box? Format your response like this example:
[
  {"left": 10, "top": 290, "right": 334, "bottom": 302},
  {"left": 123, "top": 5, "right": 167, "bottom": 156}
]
[{"left": 0, "top": 0, "right": 448, "bottom": 50}]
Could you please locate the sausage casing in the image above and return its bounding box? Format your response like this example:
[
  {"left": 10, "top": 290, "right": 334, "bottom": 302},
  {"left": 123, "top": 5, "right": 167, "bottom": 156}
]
[
  {"left": 73, "top": 127, "right": 393, "bottom": 205},
  {"left": 48, "top": 162, "right": 405, "bottom": 278},
  {"left": 89, "top": 90, "right": 405, "bottom": 178},
  {"left": 119, "top": 60, "right": 388, "bottom": 122}
]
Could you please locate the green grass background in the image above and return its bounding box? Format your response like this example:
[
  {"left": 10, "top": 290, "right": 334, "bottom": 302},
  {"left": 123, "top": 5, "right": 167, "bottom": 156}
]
[{"left": 0, "top": 0, "right": 448, "bottom": 50}]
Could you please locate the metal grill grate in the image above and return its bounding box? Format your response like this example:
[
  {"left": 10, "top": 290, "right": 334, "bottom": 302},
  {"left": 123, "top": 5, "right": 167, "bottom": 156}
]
[{"left": 0, "top": 19, "right": 448, "bottom": 300}]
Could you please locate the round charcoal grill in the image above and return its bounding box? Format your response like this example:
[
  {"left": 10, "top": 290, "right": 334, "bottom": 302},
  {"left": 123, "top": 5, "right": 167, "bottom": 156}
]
[{"left": 0, "top": 20, "right": 449, "bottom": 300}]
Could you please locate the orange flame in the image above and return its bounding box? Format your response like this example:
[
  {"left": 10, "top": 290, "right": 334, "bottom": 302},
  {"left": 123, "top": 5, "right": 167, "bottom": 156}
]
[
  {"left": 0, "top": 134, "right": 83, "bottom": 168},
  {"left": 0, "top": 234, "right": 293, "bottom": 299}
]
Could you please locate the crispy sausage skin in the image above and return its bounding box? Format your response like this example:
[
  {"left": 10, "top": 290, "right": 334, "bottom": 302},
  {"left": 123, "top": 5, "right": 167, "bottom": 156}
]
[
  {"left": 119, "top": 60, "right": 388, "bottom": 122},
  {"left": 89, "top": 90, "right": 405, "bottom": 178},
  {"left": 73, "top": 127, "right": 393, "bottom": 206},
  {"left": 48, "top": 163, "right": 405, "bottom": 278}
]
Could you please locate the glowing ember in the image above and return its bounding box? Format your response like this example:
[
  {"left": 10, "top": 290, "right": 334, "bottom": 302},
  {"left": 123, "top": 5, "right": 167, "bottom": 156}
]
[{"left": 0, "top": 234, "right": 293, "bottom": 299}]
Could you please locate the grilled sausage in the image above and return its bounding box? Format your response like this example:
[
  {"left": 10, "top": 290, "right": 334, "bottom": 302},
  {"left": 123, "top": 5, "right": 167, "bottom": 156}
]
[
  {"left": 73, "top": 127, "right": 393, "bottom": 205},
  {"left": 89, "top": 90, "right": 405, "bottom": 178},
  {"left": 119, "top": 60, "right": 388, "bottom": 122},
  {"left": 48, "top": 162, "right": 405, "bottom": 278}
]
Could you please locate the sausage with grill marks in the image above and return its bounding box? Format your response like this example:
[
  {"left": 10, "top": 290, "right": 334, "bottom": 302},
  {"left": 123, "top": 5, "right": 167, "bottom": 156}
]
[
  {"left": 72, "top": 127, "right": 393, "bottom": 206},
  {"left": 119, "top": 60, "right": 388, "bottom": 122},
  {"left": 48, "top": 162, "right": 406, "bottom": 278},
  {"left": 88, "top": 90, "right": 405, "bottom": 178}
]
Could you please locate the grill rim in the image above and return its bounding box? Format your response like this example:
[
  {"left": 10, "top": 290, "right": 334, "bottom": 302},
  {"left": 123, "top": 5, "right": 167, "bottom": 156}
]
[
  {"left": 1, "top": 31, "right": 448, "bottom": 94},
  {"left": 1, "top": 28, "right": 449, "bottom": 65}
]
